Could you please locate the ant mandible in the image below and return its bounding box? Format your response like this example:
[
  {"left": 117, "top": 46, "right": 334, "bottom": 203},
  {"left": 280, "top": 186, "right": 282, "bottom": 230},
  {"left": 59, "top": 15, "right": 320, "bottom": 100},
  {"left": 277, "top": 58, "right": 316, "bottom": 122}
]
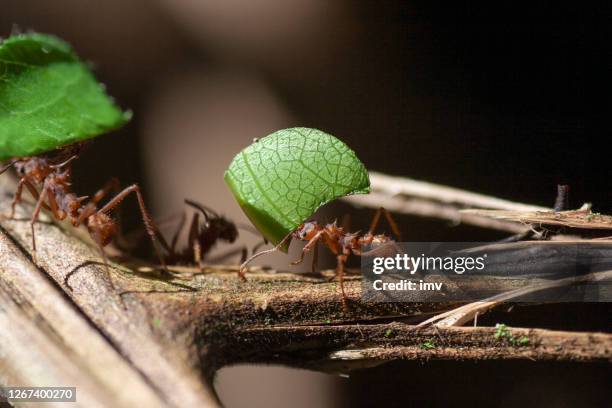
[
  {"left": 240, "top": 207, "right": 401, "bottom": 307},
  {"left": 0, "top": 143, "right": 166, "bottom": 271}
]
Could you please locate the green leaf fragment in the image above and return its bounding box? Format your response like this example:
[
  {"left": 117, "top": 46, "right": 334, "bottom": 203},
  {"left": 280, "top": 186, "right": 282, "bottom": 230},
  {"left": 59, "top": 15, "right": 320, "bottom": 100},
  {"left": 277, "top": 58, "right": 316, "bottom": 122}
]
[
  {"left": 421, "top": 340, "right": 436, "bottom": 350},
  {"left": 0, "top": 33, "right": 129, "bottom": 160},
  {"left": 494, "top": 323, "right": 529, "bottom": 346},
  {"left": 224, "top": 127, "right": 370, "bottom": 248}
]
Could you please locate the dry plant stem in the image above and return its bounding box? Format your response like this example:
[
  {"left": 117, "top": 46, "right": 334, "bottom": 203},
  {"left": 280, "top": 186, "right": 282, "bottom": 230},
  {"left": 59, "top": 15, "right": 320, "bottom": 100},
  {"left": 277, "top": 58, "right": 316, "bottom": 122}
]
[
  {"left": 462, "top": 208, "right": 612, "bottom": 231},
  {"left": 365, "top": 172, "right": 551, "bottom": 211},
  {"left": 343, "top": 171, "right": 550, "bottom": 233},
  {"left": 418, "top": 269, "right": 612, "bottom": 328},
  {"left": 256, "top": 324, "right": 611, "bottom": 369}
]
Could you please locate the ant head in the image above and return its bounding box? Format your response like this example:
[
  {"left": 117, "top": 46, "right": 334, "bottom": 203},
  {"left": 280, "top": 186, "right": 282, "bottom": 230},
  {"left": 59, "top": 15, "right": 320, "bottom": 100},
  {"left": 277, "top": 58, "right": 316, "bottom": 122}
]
[
  {"left": 10, "top": 160, "right": 24, "bottom": 175},
  {"left": 218, "top": 219, "right": 239, "bottom": 243},
  {"left": 294, "top": 221, "right": 318, "bottom": 241},
  {"left": 14, "top": 158, "right": 50, "bottom": 181}
]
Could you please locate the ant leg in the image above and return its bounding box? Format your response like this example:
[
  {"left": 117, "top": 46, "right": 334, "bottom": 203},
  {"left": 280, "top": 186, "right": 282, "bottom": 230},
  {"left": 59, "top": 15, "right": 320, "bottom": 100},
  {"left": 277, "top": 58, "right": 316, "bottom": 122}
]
[
  {"left": 91, "top": 178, "right": 120, "bottom": 205},
  {"left": 311, "top": 243, "right": 319, "bottom": 273},
  {"left": 291, "top": 231, "right": 325, "bottom": 265},
  {"left": 170, "top": 212, "right": 187, "bottom": 253},
  {"left": 30, "top": 185, "right": 50, "bottom": 254},
  {"left": 0, "top": 159, "right": 17, "bottom": 175},
  {"left": 9, "top": 178, "right": 46, "bottom": 219},
  {"left": 336, "top": 254, "right": 349, "bottom": 310},
  {"left": 88, "top": 235, "right": 125, "bottom": 308},
  {"left": 369, "top": 208, "right": 382, "bottom": 233},
  {"left": 94, "top": 237, "right": 117, "bottom": 292},
  {"left": 97, "top": 184, "right": 167, "bottom": 271},
  {"left": 10, "top": 177, "right": 26, "bottom": 219},
  {"left": 369, "top": 207, "right": 402, "bottom": 240},
  {"left": 381, "top": 208, "right": 402, "bottom": 240},
  {"left": 128, "top": 212, "right": 185, "bottom": 252},
  {"left": 188, "top": 213, "right": 204, "bottom": 272},
  {"left": 24, "top": 179, "right": 40, "bottom": 199}
]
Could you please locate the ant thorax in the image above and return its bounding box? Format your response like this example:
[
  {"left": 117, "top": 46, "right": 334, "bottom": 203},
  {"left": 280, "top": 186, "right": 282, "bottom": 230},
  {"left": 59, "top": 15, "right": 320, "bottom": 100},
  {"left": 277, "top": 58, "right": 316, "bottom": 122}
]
[{"left": 340, "top": 232, "right": 360, "bottom": 248}]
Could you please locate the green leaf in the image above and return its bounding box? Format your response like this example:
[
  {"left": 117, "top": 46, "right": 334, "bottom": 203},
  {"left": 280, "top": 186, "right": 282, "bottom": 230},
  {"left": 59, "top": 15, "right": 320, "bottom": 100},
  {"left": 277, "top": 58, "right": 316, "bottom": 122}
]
[
  {"left": 0, "top": 33, "right": 129, "bottom": 160},
  {"left": 225, "top": 127, "right": 370, "bottom": 248}
]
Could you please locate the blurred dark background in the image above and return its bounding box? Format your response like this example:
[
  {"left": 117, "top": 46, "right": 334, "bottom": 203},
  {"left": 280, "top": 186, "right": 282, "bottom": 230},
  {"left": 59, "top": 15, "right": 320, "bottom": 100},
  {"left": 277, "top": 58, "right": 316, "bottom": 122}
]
[{"left": 3, "top": 1, "right": 610, "bottom": 407}]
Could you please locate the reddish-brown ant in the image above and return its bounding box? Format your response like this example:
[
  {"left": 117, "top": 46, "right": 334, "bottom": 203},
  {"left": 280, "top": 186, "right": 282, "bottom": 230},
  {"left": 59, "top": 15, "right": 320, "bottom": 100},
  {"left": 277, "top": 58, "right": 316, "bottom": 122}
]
[
  {"left": 0, "top": 143, "right": 166, "bottom": 272},
  {"left": 240, "top": 207, "right": 401, "bottom": 307}
]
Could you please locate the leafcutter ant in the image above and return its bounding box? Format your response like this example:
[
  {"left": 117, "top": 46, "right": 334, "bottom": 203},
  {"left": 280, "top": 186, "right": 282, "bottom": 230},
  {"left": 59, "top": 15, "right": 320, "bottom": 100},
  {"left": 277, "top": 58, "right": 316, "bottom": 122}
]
[
  {"left": 155, "top": 199, "right": 258, "bottom": 272},
  {"left": 0, "top": 143, "right": 166, "bottom": 272},
  {"left": 240, "top": 207, "right": 401, "bottom": 307}
]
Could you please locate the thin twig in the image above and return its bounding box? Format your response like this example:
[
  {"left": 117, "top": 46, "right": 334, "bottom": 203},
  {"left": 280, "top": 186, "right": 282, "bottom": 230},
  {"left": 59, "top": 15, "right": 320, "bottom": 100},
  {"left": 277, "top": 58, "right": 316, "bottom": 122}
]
[
  {"left": 343, "top": 171, "right": 550, "bottom": 233},
  {"left": 417, "top": 269, "right": 612, "bottom": 328}
]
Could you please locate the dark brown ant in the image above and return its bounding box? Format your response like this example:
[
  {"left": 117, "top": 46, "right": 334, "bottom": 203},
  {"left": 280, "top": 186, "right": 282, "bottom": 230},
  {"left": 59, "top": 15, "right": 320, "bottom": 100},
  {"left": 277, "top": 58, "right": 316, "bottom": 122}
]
[
  {"left": 155, "top": 199, "right": 265, "bottom": 272},
  {"left": 0, "top": 143, "right": 166, "bottom": 272},
  {"left": 240, "top": 207, "right": 401, "bottom": 307}
]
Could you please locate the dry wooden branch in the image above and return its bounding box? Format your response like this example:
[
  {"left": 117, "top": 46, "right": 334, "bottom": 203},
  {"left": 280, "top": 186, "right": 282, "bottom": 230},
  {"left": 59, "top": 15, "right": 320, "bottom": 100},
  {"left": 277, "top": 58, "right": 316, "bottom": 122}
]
[
  {"left": 418, "top": 269, "right": 612, "bottom": 328},
  {"left": 343, "top": 171, "right": 550, "bottom": 233},
  {"left": 0, "top": 174, "right": 610, "bottom": 407},
  {"left": 462, "top": 207, "right": 612, "bottom": 231}
]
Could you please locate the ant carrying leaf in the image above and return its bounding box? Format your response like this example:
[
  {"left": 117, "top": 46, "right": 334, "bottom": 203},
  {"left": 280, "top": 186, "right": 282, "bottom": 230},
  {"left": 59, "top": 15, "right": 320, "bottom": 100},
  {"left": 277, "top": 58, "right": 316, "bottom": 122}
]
[
  {"left": 225, "top": 128, "right": 398, "bottom": 308},
  {"left": 0, "top": 33, "right": 167, "bottom": 280},
  {"left": 240, "top": 207, "right": 402, "bottom": 308}
]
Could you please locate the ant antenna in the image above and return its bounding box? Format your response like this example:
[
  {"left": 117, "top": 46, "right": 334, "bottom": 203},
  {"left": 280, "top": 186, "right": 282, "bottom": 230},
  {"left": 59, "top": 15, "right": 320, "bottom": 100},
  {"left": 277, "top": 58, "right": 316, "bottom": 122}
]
[
  {"left": 239, "top": 230, "right": 293, "bottom": 280},
  {"left": 0, "top": 160, "right": 17, "bottom": 175},
  {"left": 184, "top": 199, "right": 219, "bottom": 222}
]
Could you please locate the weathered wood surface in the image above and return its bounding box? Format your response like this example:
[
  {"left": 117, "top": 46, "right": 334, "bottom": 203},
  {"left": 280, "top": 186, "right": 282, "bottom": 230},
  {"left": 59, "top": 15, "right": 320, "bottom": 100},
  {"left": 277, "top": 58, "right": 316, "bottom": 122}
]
[{"left": 0, "top": 175, "right": 610, "bottom": 407}]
